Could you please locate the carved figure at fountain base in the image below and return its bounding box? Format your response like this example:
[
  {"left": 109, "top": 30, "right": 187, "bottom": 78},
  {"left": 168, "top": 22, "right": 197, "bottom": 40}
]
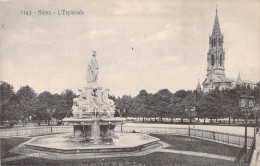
[
  {"left": 63, "top": 83, "right": 123, "bottom": 143},
  {"left": 73, "top": 125, "right": 92, "bottom": 141}
]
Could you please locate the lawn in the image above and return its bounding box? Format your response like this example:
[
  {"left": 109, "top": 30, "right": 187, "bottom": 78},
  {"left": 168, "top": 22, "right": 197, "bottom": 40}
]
[
  {"left": 1, "top": 135, "right": 239, "bottom": 166},
  {"left": 4, "top": 152, "right": 235, "bottom": 166},
  {"left": 0, "top": 137, "right": 31, "bottom": 159},
  {"left": 150, "top": 134, "right": 241, "bottom": 157}
]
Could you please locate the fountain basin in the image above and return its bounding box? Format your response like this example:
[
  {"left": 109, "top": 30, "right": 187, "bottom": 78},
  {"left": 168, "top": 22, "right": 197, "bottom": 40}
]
[{"left": 24, "top": 133, "right": 160, "bottom": 156}]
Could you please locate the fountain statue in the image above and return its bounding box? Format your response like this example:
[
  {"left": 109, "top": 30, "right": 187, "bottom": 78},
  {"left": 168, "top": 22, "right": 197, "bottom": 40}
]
[
  {"left": 23, "top": 51, "right": 160, "bottom": 159},
  {"left": 87, "top": 51, "right": 99, "bottom": 83},
  {"left": 63, "top": 51, "right": 125, "bottom": 144}
]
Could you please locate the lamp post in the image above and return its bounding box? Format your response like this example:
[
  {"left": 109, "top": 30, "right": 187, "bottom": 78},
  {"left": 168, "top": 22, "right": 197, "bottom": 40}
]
[
  {"left": 252, "top": 104, "right": 259, "bottom": 138},
  {"left": 47, "top": 108, "right": 53, "bottom": 133},
  {"left": 121, "top": 121, "right": 125, "bottom": 132},
  {"left": 0, "top": 81, "right": 4, "bottom": 126},
  {"left": 239, "top": 95, "right": 255, "bottom": 165},
  {"left": 186, "top": 106, "right": 196, "bottom": 136}
]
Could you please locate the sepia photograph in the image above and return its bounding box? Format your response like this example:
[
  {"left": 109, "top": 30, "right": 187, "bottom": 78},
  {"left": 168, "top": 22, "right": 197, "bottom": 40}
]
[{"left": 0, "top": 0, "right": 259, "bottom": 165}]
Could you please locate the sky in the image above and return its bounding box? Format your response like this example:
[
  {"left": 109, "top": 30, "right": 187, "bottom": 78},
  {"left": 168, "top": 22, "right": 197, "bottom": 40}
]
[{"left": 0, "top": 0, "right": 259, "bottom": 97}]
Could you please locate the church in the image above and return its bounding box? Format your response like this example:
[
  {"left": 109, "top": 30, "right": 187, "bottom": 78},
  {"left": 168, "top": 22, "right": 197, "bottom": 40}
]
[{"left": 200, "top": 9, "right": 257, "bottom": 93}]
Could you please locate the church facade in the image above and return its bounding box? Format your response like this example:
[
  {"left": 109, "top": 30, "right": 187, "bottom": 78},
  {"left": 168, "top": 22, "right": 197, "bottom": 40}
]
[{"left": 202, "top": 9, "right": 257, "bottom": 92}]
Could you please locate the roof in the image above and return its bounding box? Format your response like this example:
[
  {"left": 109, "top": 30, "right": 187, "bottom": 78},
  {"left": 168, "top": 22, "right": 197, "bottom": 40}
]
[
  {"left": 231, "top": 73, "right": 257, "bottom": 85},
  {"left": 203, "top": 71, "right": 233, "bottom": 85},
  {"left": 218, "top": 75, "right": 232, "bottom": 82},
  {"left": 241, "top": 80, "right": 257, "bottom": 85}
]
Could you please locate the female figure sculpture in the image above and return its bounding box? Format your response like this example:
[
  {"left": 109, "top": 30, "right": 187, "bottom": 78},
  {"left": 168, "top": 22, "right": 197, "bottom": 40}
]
[{"left": 87, "top": 51, "right": 99, "bottom": 83}]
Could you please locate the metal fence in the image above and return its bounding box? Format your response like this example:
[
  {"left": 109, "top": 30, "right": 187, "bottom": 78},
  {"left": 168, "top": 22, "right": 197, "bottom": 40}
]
[
  {"left": 246, "top": 136, "right": 256, "bottom": 165},
  {"left": 189, "top": 128, "right": 253, "bottom": 147},
  {"left": 0, "top": 125, "right": 254, "bottom": 148},
  {"left": 115, "top": 125, "right": 253, "bottom": 147},
  {"left": 1, "top": 125, "right": 256, "bottom": 166},
  {"left": 0, "top": 126, "right": 73, "bottom": 138},
  {"left": 115, "top": 126, "right": 188, "bottom": 135},
  {"left": 116, "top": 125, "right": 256, "bottom": 166}
]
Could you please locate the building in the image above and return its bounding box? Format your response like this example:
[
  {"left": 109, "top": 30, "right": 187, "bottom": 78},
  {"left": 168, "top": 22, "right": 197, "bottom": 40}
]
[{"left": 202, "top": 9, "right": 257, "bottom": 92}]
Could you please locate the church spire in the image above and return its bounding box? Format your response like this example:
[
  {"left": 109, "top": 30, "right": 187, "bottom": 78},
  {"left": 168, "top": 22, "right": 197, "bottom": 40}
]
[
  {"left": 207, "top": 6, "right": 225, "bottom": 76},
  {"left": 236, "top": 72, "right": 243, "bottom": 85},
  {"left": 213, "top": 6, "right": 221, "bottom": 34},
  {"left": 196, "top": 79, "right": 201, "bottom": 92}
]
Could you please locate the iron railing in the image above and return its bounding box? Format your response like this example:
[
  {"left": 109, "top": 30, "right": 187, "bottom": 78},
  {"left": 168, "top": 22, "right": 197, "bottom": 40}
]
[
  {"left": 0, "top": 125, "right": 256, "bottom": 165},
  {"left": 189, "top": 128, "right": 253, "bottom": 147},
  {"left": 0, "top": 125, "right": 254, "bottom": 148},
  {"left": 115, "top": 125, "right": 253, "bottom": 147},
  {"left": 0, "top": 126, "right": 73, "bottom": 138},
  {"left": 234, "top": 146, "right": 245, "bottom": 166},
  {"left": 245, "top": 136, "right": 256, "bottom": 165},
  {"left": 115, "top": 126, "right": 188, "bottom": 135}
]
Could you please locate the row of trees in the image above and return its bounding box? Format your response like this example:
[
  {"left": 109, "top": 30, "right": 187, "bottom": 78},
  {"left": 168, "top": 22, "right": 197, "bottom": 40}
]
[
  {"left": 0, "top": 82, "right": 76, "bottom": 125},
  {"left": 0, "top": 81, "right": 259, "bottom": 125},
  {"left": 115, "top": 85, "right": 260, "bottom": 124}
]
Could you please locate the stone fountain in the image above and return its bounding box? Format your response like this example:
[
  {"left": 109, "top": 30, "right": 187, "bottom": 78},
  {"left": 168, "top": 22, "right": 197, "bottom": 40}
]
[
  {"left": 23, "top": 51, "right": 161, "bottom": 159},
  {"left": 62, "top": 51, "right": 125, "bottom": 144}
]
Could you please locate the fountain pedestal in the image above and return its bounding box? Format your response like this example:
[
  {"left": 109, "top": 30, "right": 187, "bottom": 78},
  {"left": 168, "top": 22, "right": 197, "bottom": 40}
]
[
  {"left": 63, "top": 81, "right": 125, "bottom": 143},
  {"left": 63, "top": 115, "right": 125, "bottom": 144}
]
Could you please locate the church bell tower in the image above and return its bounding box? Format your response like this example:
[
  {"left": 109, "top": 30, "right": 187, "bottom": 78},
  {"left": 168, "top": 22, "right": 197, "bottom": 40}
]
[{"left": 207, "top": 8, "right": 225, "bottom": 76}]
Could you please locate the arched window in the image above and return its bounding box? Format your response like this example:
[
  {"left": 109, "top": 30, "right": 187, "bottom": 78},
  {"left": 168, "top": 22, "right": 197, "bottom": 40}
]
[
  {"left": 220, "top": 54, "right": 222, "bottom": 66},
  {"left": 211, "top": 39, "right": 213, "bottom": 47},
  {"left": 211, "top": 54, "right": 215, "bottom": 66},
  {"left": 213, "top": 38, "right": 216, "bottom": 47}
]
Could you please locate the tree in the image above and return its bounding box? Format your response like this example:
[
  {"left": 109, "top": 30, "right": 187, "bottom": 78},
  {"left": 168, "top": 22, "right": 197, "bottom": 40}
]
[
  {"left": 115, "top": 95, "right": 133, "bottom": 118},
  {"left": 52, "top": 93, "right": 65, "bottom": 119},
  {"left": 2, "top": 95, "right": 21, "bottom": 125},
  {"left": 0, "top": 81, "right": 14, "bottom": 100},
  {"left": 221, "top": 88, "right": 241, "bottom": 124},
  {"left": 208, "top": 89, "right": 225, "bottom": 121},
  {"left": 52, "top": 89, "right": 76, "bottom": 119},
  {"left": 151, "top": 89, "right": 173, "bottom": 122},
  {"left": 35, "top": 91, "right": 55, "bottom": 124},
  {"left": 17, "top": 85, "right": 38, "bottom": 126},
  {"left": 196, "top": 89, "right": 223, "bottom": 123},
  {"left": 196, "top": 94, "right": 214, "bottom": 124},
  {"left": 0, "top": 81, "right": 15, "bottom": 124},
  {"left": 167, "top": 95, "right": 181, "bottom": 123},
  {"left": 174, "top": 90, "right": 191, "bottom": 99},
  {"left": 180, "top": 92, "right": 197, "bottom": 121},
  {"left": 134, "top": 90, "right": 153, "bottom": 122},
  {"left": 172, "top": 90, "right": 192, "bottom": 123},
  {"left": 251, "top": 84, "right": 260, "bottom": 104}
]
